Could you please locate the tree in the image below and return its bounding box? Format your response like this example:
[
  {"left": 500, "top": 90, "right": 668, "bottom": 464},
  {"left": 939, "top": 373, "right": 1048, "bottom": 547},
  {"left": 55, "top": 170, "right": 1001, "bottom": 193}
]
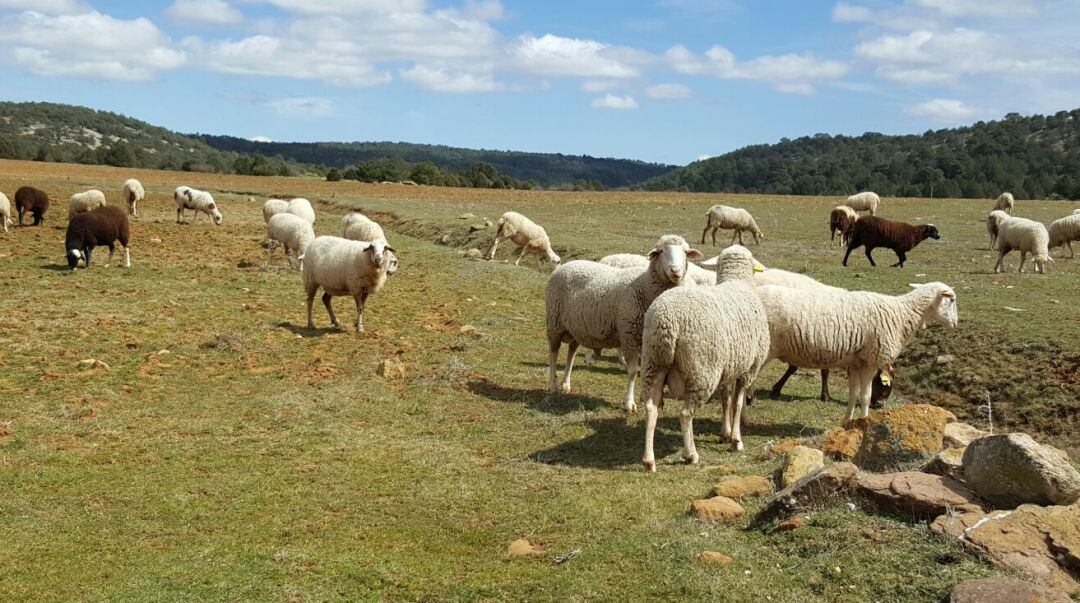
[{"left": 326, "top": 167, "right": 342, "bottom": 182}]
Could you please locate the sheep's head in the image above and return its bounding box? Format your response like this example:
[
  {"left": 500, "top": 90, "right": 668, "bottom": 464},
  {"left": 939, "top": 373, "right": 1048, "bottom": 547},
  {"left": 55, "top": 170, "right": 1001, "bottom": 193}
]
[
  {"left": 66, "top": 248, "right": 82, "bottom": 269},
  {"left": 713, "top": 245, "right": 759, "bottom": 283},
  {"left": 648, "top": 235, "right": 702, "bottom": 284},
  {"left": 911, "top": 282, "right": 957, "bottom": 328},
  {"left": 923, "top": 224, "right": 941, "bottom": 240},
  {"left": 385, "top": 249, "right": 400, "bottom": 276},
  {"left": 364, "top": 240, "right": 396, "bottom": 270},
  {"left": 207, "top": 202, "right": 223, "bottom": 225},
  {"left": 1033, "top": 253, "right": 1052, "bottom": 274},
  {"left": 870, "top": 365, "right": 894, "bottom": 409},
  {"left": 545, "top": 248, "right": 561, "bottom": 264}
]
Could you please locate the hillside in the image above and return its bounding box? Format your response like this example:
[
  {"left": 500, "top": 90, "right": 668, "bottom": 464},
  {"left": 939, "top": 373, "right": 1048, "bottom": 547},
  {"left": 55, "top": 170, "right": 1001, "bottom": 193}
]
[
  {"left": 190, "top": 134, "right": 675, "bottom": 188},
  {"left": 638, "top": 109, "right": 1080, "bottom": 200}
]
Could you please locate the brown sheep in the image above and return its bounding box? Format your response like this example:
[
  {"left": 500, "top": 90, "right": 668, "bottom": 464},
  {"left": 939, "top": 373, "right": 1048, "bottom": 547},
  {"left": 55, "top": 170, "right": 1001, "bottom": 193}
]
[
  {"left": 829, "top": 206, "right": 858, "bottom": 246},
  {"left": 65, "top": 205, "right": 131, "bottom": 269},
  {"left": 842, "top": 216, "right": 940, "bottom": 268},
  {"left": 15, "top": 186, "right": 50, "bottom": 226}
]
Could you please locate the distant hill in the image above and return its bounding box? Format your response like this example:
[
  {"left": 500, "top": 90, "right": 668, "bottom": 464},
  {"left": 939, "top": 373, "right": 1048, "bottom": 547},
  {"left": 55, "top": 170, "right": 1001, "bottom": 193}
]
[
  {"left": 638, "top": 110, "right": 1080, "bottom": 200},
  {"left": 189, "top": 134, "right": 675, "bottom": 189}
]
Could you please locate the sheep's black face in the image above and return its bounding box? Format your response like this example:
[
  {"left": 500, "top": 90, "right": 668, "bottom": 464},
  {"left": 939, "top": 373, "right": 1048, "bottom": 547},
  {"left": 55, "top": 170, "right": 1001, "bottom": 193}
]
[
  {"left": 925, "top": 225, "right": 941, "bottom": 239},
  {"left": 66, "top": 249, "right": 82, "bottom": 269}
]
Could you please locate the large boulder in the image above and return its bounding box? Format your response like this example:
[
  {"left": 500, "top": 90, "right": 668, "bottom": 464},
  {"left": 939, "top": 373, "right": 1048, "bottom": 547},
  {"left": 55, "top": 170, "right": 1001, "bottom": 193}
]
[
  {"left": 852, "top": 404, "right": 953, "bottom": 471},
  {"left": 962, "top": 433, "right": 1080, "bottom": 508},
  {"left": 821, "top": 427, "right": 862, "bottom": 461},
  {"left": 950, "top": 578, "right": 1072, "bottom": 603},
  {"left": 932, "top": 505, "right": 1080, "bottom": 594},
  {"left": 854, "top": 471, "right": 983, "bottom": 519},
  {"left": 754, "top": 462, "right": 859, "bottom": 524},
  {"left": 779, "top": 446, "right": 824, "bottom": 487},
  {"left": 943, "top": 422, "right": 988, "bottom": 448}
]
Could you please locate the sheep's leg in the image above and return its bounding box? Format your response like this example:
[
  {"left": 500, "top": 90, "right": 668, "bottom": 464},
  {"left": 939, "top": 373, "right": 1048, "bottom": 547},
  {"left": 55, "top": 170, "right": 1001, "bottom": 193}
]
[
  {"left": 770, "top": 364, "right": 798, "bottom": 398},
  {"left": 843, "top": 369, "right": 860, "bottom": 423},
  {"left": 890, "top": 251, "right": 906, "bottom": 268},
  {"left": 353, "top": 291, "right": 369, "bottom": 333},
  {"left": 680, "top": 405, "right": 699, "bottom": 465},
  {"left": 124, "top": 247, "right": 131, "bottom": 268},
  {"left": 864, "top": 247, "right": 876, "bottom": 267},
  {"left": 176, "top": 208, "right": 183, "bottom": 224},
  {"left": 548, "top": 338, "right": 562, "bottom": 394},
  {"left": 560, "top": 341, "right": 579, "bottom": 394},
  {"left": 485, "top": 236, "right": 502, "bottom": 260},
  {"left": 857, "top": 372, "right": 874, "bottom": 418},
  {"left": 820, "top": 369, "right": 831, "bottom": 402},
  {"left": 711, "top": 227, "right": 717, "bottom": 246},
  {"left": 84, "top": 247, "right": 92, "bottom": 268},
  {"left": 514, "top": 246, "right": 528, "bottom": 266},
  {"left": 730, "top": 386, "right": 746, "bottom": 452},
  {"left": 721, "top": 387, "right": 733, "bottom": 440},
  {"left": 700, "top": 222, "right": 711, "bottom": 245},
  {"left": 994, "top": 251, "right": 1005, "bottom": 273},
  {"left": 642, "top": 375, "right": 664, "bottom": 472},
  {"left": 618, "top": 348, "right": 626, "bottom": 368},
  {"left": 1018, "top": 251, "right": 1027, "bottom": 273},
  {"left": 730, "top": 229, "right": 738, "bottom": 245},
  {"left": 322, "top": 292, "right": 340, "bottom": 329},
  {"left": 843, "top": 243, "right": 857, "bottom": 266},
  {"left": 622, "top": 349, "right": 640, "bottom": 414},
  {"left": 305, "top": 287, "right": 317, "bottom": 328},
  {"left": 1067, "top": 241, "right": 1074, "bottom": 258}
]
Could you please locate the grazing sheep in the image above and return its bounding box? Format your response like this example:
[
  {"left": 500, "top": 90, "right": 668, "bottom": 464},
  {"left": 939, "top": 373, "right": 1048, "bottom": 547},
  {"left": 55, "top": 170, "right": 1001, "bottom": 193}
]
[
  {"left": 639, "top": 245, "right": 769, "bottom": 469},
  {"left": 486, "top": 211, "right": 560, "bottom": 266},
  {"left": 993, "top": 192, "right": 1015, "bottom": 214},
  {"left": 843, "top": 216, "right": 940, "bottom": 268},
  {"left": 65, "top": 205, "right": 131, "bottom": 269},
  {"left": 342, "top": 212, "right": 387, "bottom": 243},
  {"left": 829, "top": 206, "right": 859, "bottom": 246},
  {"left": 14, "top": 186, "right": 49, "bottom": 226},
  {"left": 701, "top": 204, "right": 763, "bottom": 246},
  {"left": 994, "top": 217, "right": 1051, "bottom": 274},
  {"left": 263, "top": 198, "right": 289, "bottom": 224},
  {"left": 986, "top": 210, "right": 1010, "bottom": 251},
  {"left": 341, "top": 211, "right": 366, "bottom": 231},
  {"left": 287, "top": 197, "right": 316, "bottom": 225},
  {"left": 174, "top": 186, "right": 222, "bottom": 225},
  {"left": 599, "top": 253, "right": 715, "bottom": 286},
  {"left": 300, "top": 236, "right": 396, "bottom": 332},
  {"left": 68, "top": 189, "right": 106, "bottom": 218},
  {"left": 545, "top": 235, "right": 702, "bottom": 411},
  {"left": 266, "top": 212, "right": 315, "bottom": 267},
  {"left": 0, "top": 192, "right": 11, "bottom": 232},
  {"left": 845, "top": 191, "right": 880, "bottom": 215},
  {"left": 122, "top": 179, "right": 144, "bottom": 217},
  {"left": 754, "top": 282, "right": 958, "bottom": 422},
  {"left": 1073, "top": 209, "right": 1080, "bottom": 215},
  {"left": 1048, "top": 213, "right": 1080, "bottom": 258}
]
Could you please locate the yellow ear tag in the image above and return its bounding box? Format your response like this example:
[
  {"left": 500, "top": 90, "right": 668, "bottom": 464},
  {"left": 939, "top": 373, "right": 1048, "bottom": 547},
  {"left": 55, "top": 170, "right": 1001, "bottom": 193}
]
[
  {"left": 752, "top": 260, "right": 765, "bottom": 272},
  {"left": 880, "top": 374, "right": 892, "bottom": 386}
]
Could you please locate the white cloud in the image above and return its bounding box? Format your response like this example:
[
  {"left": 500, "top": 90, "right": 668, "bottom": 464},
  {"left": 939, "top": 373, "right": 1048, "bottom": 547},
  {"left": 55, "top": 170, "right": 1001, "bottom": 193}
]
[
  {"left": 904, "top": 98, "right": 976, "bottom": 122},
  {"left": 591, "top": 94, "right": 638, "bottom": 110},
  {"left": 166, "top": 0, "right": 244, "bottom": 25},
  {"left": 461, "top": 0, "right": 504, "bottom": 20},
  {"left": 646, "top": 83, "right": 692, "bottom": 99},
  {"left": 0, "top": 0, "right": 84, "bottom": 13},
  {"left": 581, "top": 79, "right": 618, "bottom": 92},
  {"left": 831, "top": 2, "right": 874, "bottom": 23},
  {"left": 696, "top": 154, "right": 712, "bottom": 161},
  {"left": 265, "top": 96, "right": 334, "bottom": 118},
  {"left": 401, "top": 64, "right": 501, "bottom": 93},
  {"left": 0, "top": 10, "right": 185, "bottom": 81},
  {"left": 510, "top": 34, "right": 641, "bottom": 78},
  {"left": 666, "top": 44, "right": 847, "bottom": 93},
  {"left": 914, "top": 0, "right": 1039, "bottom": 19},
  {"left": 249, "top": 135, "right": 274, "bottom": 142},
  {"left": 244, "top": 0, "right": 428, "bottom": 15}
]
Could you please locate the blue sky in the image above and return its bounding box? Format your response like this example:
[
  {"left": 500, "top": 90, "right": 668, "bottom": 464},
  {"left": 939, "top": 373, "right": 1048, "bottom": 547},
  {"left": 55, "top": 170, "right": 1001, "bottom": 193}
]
[{"left": 1, "top": 0, "right": 1078, "bottom": 165}]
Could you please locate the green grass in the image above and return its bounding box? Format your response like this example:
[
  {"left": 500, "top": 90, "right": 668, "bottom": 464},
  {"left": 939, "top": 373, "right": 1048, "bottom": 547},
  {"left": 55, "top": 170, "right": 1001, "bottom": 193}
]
[{"left": 0, "top": 160, "right": 1076, "bottom": 601}]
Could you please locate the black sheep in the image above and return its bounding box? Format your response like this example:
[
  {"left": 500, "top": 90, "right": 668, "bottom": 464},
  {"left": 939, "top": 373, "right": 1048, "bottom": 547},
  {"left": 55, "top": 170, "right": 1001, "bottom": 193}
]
[
  {"left": 14, "top": 186, "right": 50, "bottom": 226},
  {"left": 65, "top": 205, "right": 131, "bottom": 269},
  {"left": 843, "top": 216, "right": 940, "bottom": 268}
]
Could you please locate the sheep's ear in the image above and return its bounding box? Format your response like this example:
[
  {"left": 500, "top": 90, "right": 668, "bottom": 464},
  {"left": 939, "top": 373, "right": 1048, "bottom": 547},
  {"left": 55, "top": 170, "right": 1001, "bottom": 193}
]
[
  {"left": 700, "top": 255, "right": 719, "bottom": 266},
  {"left": 686, "top": 248, "right": 703, "bottom": 261},
  {"left": 647, "top": 248, "right": 661, "bottom": 259},
  {"left": 385, "top": 245, "right": 396, "bottom": 253}
]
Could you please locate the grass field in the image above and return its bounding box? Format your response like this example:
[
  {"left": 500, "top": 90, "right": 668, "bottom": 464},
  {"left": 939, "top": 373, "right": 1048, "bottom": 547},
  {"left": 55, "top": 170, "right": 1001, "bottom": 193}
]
[{"left": 0, "top": 159, "right": 1077, "bottom": 601}]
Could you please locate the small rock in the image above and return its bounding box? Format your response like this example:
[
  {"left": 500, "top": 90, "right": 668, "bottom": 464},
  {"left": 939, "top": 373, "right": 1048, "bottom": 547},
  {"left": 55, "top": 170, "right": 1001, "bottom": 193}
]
[
  {"left": 377, "top": 358, "right": 406, "bottom": 379},
  {"left": 507, "top": 538, "right": 539, "bottom": 557},
  {"left": 469, "top": 223, "right": 487, "bottom": 232},
  {"left": 855, "top": 470, "right": 983, "bottom": 519},
  {"left": 935, "top": 354, "right": 955, "bottom": 365},
  {"left": 943, "top": 422, "right": 988, "bottom": 448},
  {"left": 755, "top": 463, "right": 860, "bottom": 524},
  {"left": 773, "top": 517, "right": 806, "bottom": 532},
  {"left": 713, "top": 475, "right": 774, "bottom": 500},
  {"left": 780, "top": 446, "right": 824, "bottom": 487},
  {"left": 483, "top": 219, "right": 494, "bottom": 228},
  {"left": 437, "top": 234, "right": 451, "bottom": 245},
  {"left": 962, "top": 433, "right": 1080, "bottom": 507},
  {"left": 690, "top": 496, "right": 745, "bottom": 521},
  {"left": 466, "top": 248, "right": 483, "bottom": 259},
  {"left": 696, "top": 551, "right": 733, "bottom": 566},
  {"left": 78, "top": 358, "right": 109, "bottom": 371},
  {"left": 922, "top": 447, "right": 965, "bottom": 481},
  {"left": 149, "top": 237, "right": 162, "bottom": 244},
  {"left": 459, "top": 212, "right": 475, "bottom": 220},
  {"left": 949, "top": 578, "right": 1072, "bottom": 603},
  {"left": 821, "top": 427, "right": 862, "bottom": 461},
  {"left": 459, "top": 325, "right": 477, "bottom": 337}
]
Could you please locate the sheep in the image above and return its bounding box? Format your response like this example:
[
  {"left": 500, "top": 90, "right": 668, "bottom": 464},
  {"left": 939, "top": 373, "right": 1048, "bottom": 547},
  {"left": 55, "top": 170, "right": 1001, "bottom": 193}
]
[
  {"left": 122, "top": 179, "right": 144, "bottom": 217},
  {"left": 300, "top": 236, "right": 397, "bottom": 332},
  {"left": 342, "top": 213, "right": 387, "bottom": 243},
  {"left": 287, "top": 197, "right": 315, "bottom": 225},
  {"left": 843, "top": 216, "right": 940, "bottom": 268},
  {"left": 486, "top": 211, "right": 560, "bottom": 266},
  {"left": 993, "top": 192, "right": 1015, "bottom": 214},
  {"left": 65, "top": 205, "right": 131, "bottom": 269},
  {"left": 829, "top": 206, "right": 859, "bottom": 246},
  {"left": 68, "top": 189, "right": 106, "bottom": 218},
  {"left": 986, "top": 210, "right": 1010, "bottom": 251},
  {"left": 266, "top": 212, "right": 315, "bottom": 267},
  {"left": 701, "top": 204, "right": 762, "bottom": 246},
  {"left": 0, "top": 192, "right": 11, "bottom": 232},
  {"left": 845, "top": 191, "right": 880, "bottom": 215},
  {"left": 14, "top": 186, "right": 49, "bottom": 226},
  {"left": 1073, "top": 209, "right": 1080, "bottom": 215},
  {"left": 767, "top": 363, "right": 894, "bottom": 409},
  {"left": 1048, "top": 213, "right": 1080, "bottom": 258},
  {"left": 545, "top": 235, "right": 702, "bottom": 412},
  {"left": 994, "top": 217, "right": 1051, "bottom": 274},
  {"left": 341, "top": 211, "right": 366, "bottom": 231},
  {"left": 639, "top": 245, "right": 770, "bottom": 469},
  {"left": 263, "top": 198, "right": 289, "bottom": 224},
  {"left": 174, "top": 186, "right": 222, "bottom": 225},
  {"left": 754, "top": 282, "right": 958, "bottom": 422},
  {"left": 599, "top": 253, "right": 715, "bottom": 286}
]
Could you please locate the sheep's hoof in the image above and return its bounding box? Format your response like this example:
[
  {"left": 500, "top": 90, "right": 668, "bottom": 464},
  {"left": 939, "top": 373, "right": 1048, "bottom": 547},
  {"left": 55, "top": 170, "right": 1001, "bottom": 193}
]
[
  {"left": 624, "top": 401, "right": 638, "bottom": 414},
  {"left": 730, "top": 441, "right": 744, "bottom": 452},
  {"left": 643, "top": 459, "right": 656, "bottom": 472},
  {"left": 683, "top": 452, "right": 699, "bottom": 465},
  {"left": 560, "top": 383, "right": 572, "bottom": 395}
]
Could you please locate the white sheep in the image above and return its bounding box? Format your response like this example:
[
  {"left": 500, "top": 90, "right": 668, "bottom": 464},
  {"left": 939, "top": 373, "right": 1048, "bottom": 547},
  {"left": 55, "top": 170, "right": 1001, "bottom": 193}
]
[
  {"left": 263, "top": 198, "right": 289, "bottom": 224},
  {"left": 599, "top": 253, "right": 716, "bottom": 286},
  {"left": 340, "top": 211, "right": 366, "bottom": 232},
  {"left": 287, "top": 197, "right": 315, "bottom": 225},
  {"left": 846, "top": 191, "right": 880, "bottom": 215},
  {"left": 0, "top": 192, "right": 11, "bottom": 232},
  {"left": 1048, "top": 213, "right": 1080, "bottom": 258},
  {"left": 174, "top": 186, "right": 222, "bottom": 225},
  {"left": 342, "top": 213, "right": 386, "bottom": 243},
  {"left": 545, "top": 235, "right": 702, "bottom": 412},
  {"left": 485, "top": 211, "right": 560, "bottom": 266},
  {"left": 1073, "top": 209, "right": 1080, "bottom": 215},
  {"left": 122, "top": 179, "right": 144, "bottom": 217},
  {"left": 754, "top": 282, "right": 958, "bottom": 422},
  {"left": 993, "top": 217, "right": 1051, "bottom": 274},
  {"left": 68, "top": 189, "right": 107, "bottom": 218},
  {"left": 993, "top": 192, "right": 1015, "bottom": 214},
  {"left": 701, "top": 204, "right": 763, "bottom": 246},
  {"left": 266, "top": 212, "right": 315, "bottom": 267},
  {"left": 986, "top": 210, "right": 1010, "bottom": 251},
  {"left": 639, "top": 245, "right": 769, "bottom": 470},
  {"left": 300, "top": 236, "right": 396, "bottom": 332}
]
